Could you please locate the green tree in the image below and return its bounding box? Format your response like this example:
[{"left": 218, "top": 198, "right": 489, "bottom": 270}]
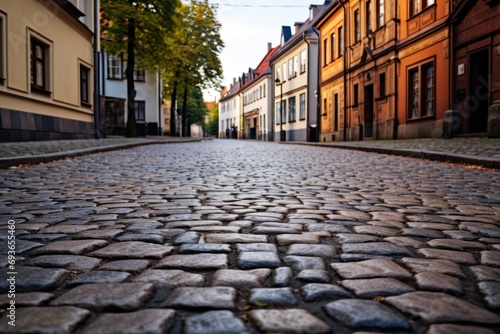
[
  {"left": 101, "top": 0, "right": 180, "bottom": 137},
  {"left": 163, "top": 0, "right": 224, "bottom": 136},
  {"left": 207, "top": 103, "right": 219, "bottom": 137}
]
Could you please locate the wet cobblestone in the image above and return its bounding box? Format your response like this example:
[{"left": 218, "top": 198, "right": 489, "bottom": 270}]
[{"left": 0, "top": 139, "right": 499, "bottom": 333}]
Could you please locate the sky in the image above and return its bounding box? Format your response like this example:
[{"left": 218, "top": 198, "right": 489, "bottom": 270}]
[{"left": 201, "top": 0, "right": 318, "bottom": 101}]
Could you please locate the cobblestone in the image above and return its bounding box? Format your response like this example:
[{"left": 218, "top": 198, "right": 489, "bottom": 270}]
[{"left": 1, "top": 139, "right": 500, "bottom": 333}]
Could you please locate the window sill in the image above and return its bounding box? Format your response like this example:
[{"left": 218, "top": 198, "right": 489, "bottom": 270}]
[
  {"left": 107, "top": 77, "right": 124, "bottom": 81},
  {"left": 407, "top": 114, "right": 435, "bottom": 122},
  {"left": 375, "top": 96, "right": 387, "bottom": 102},
  {"left": 31, "top": 86, "right": 51, "bottom": 96},
  {"left": 0, "top": 77, "right": 5, "bottom": 85},
  {"left": 81, "top": 102, "right": 92, "bottom": 108}
]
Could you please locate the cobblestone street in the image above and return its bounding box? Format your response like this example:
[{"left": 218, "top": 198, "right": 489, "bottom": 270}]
[{"left": 0, "top": 139, "right": 499, "bottom": 333}]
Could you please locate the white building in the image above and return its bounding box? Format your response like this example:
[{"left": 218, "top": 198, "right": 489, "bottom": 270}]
[
  {"left": 218, "top": 79, "right": 242, "bottom": 139},
  {"left": 99, "top": 51, "right": 164, "bottom": 136}
]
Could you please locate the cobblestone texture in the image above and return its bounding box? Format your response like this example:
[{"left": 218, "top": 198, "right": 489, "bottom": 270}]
[{"left": 1, "top": 139, "right": 499, "bottom": 333}]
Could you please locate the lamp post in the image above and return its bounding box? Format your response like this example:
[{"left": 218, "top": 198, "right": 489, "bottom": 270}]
[{"left": 275, "top": 78, "right": 284, "bottom": 141}]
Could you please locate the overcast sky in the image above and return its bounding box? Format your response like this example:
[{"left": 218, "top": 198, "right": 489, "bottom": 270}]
[{"left": 202, "top": 0, "right": 317, "bottom": 101}]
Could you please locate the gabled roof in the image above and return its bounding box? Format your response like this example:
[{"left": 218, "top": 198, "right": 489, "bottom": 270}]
[
  {"left": 270, "top": 1, "right": 332, "bottom": 62},
  {"left": 282, "top": 26, "right": 292, "bottom": 44}
]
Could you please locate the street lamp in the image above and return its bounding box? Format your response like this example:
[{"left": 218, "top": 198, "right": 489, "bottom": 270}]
[{"left": 275, "top": 78, "right": 284, "bottom": 141}]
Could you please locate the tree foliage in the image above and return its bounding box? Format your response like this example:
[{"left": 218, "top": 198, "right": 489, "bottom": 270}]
[{"left": 207, "top": 102, "right": 219, "bottom": 137}]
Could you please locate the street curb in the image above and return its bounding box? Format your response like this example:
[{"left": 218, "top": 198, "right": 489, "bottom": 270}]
[
  {"left": 282, "top": 142, "right": 500, "bottom": 170},
  {"left": 0, "top": 138, "right": 202, "bottom": 169}
]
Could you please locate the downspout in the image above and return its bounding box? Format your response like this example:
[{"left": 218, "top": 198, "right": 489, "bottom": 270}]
[
  {"left": 339, "top": 0, "right": 348, "bottom": 141},
  {"left": 303, "top": 32, "right": 311, "bottom": 141},
  {"left": 158, "top": 71, "right": 162, "bottom": 136},
  {"left": 393, "top": 0, "right": 399, "bottom": 139},
  {"left": 93, "top": 0, "right": 101, "bottom": 139},
  {"left": 100, "top": 48, "right": 106, "bottom": 137},
  {"left": 312, "top": 27, "right": 321, "bottom": 142}
]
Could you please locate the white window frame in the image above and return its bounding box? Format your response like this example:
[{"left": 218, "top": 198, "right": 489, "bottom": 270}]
[{"left": 300, "top": 50, "right": 307, "bottom": 73}]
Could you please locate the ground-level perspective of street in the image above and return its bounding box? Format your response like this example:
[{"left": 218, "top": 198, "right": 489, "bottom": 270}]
[{"left": 0, "top": 140, "right": 499, "bottom": 333}]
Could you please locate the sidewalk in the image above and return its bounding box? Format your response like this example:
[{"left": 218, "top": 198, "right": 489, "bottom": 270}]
[
  {"left": 285, "top": 137, "right": 500, "bottom": 170},
  {"left": 0, "top": 136, "right": 202, "bottom": 169},
  {"left": 1, "top": 136, "right": 499, "bottom": 169}
]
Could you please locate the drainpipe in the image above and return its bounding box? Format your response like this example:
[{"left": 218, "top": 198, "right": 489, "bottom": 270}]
[
  {"left": 93, "top": 0, "right": 101, "bottom": 139},
  {"left": 312, "top": 27, "right": 321, "bottom": 142},
  {"left": 339, "top": 0, "right": 348, "bottom": 141}
]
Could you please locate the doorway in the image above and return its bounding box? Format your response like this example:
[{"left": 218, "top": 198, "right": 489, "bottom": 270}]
[
  {"left": 364, "top": 85, "right": 374, "bottom": 138},
  {"left": 468, "top": 49, "right": 489, "bottom": 134}
]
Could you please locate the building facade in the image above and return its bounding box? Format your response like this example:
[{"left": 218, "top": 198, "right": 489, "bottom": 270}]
[
  {"left": 0, "top": 0, "right": 96, "bottom": 141},
  {"left": 99, "top": 51, "right": 164, "bottom": 137},
  {"left": 219, "top": 79, "right": 242, "bottom": 139}
]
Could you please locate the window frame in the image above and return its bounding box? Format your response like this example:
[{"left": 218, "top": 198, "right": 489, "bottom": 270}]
[
  {"left": 338, "top": 26, "right": 344, "bottom": 57},
  {"left": 133, "top": 68, "right": 145, "bottom": 82},
  {"left": 366, "top": 0, "right": 372, "bottom": 35},
  {"left": 379, "top": 72, "right": 386, "bottom": 98},
  {"left": 80, "top": 64, "right": 91, "bottom": 106},
  {"left": 353, "top": 83, "right": 359, "bottom": 108},
  {"left": 407, "top": 59, "right": 435, "bottom": 120},
  {"left": 330, "top": 33, "right": 336, "bottom": 62},
  {"left": 293, "top": 56, "right": 298, "bottom": 77},
  {"left": 299, "top": 93, "right": 306, "bottom": 120},
  {"left": 323, "top": 39, "right": 328, "bottom": 66},
  {"left": 107, "top": 54, "right": 123, "bottom": 80},
  {"left": 354, "top": 9, "right": 361, "bottom": 43},
  {"left": 288, "top": 96, "right": 296, "bottom": 122},
  {"left": 30, "top": 36, "right": 50, "bottom": 95},
  {"left": 377, "top": 0, "right": 385, "bottom": 28},
  {"left": 300, "top": 50, "right": 307, "bottom": 73},
  {"left": 134, "top": 100, "right": 146, "bottom": 122},
  {"left": 288, "top": 58, "right": 293, "bottom": 80}
]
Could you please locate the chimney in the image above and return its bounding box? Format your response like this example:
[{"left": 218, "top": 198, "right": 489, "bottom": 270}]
[
  {"left": 294, "top": 22, "right": 304, "bottom": 34},
  {"left": 268, "top": 42, "right": 272, "bottom": 51}
]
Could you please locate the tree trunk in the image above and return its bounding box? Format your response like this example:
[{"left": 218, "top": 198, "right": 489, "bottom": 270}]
[
  {"left": 125, "top": 1, "right": 137, "bottom": 137},
  {"left": 181, "top": 87, "right": 188, "bottom": 137},
  {"left": 170, "top": 78, "right": 178, "bottom": 136}
]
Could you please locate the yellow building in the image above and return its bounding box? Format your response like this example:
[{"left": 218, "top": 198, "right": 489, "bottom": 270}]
[{"left": 0, "top": 0, "right": 96, "bottom": 141}]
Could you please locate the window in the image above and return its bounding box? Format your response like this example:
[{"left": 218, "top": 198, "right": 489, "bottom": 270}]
[
  {"left": 276, "top": 101, "right": 281, "bottom": 124},
  {"left": 377, "top": 0, "right": 384, "bottom": 28},
  {"left": 299, "top": 93, "right": 306, "bottom": 120},
  {"left": 134, "top": 101, "right": 145, "bottom": 121},
  {"left": 334, "top": 93, "right": 339, "bottom": 131},
  {"left": 330, "top": 33, "right": 336, "bottom": 61},
  {"left": 300, "top": 50, "right": 306, "bottom": 73},
  {"left": 288, "top": 58, "right": 293, "bottom": 79},
  {"left": 107, "top": 54, "right": 122, "bottom": 79},
  {"left": 276, "top": 66, "right": 281, "bottom": 82},
  {"left": 133, "top": 68, "right": 145, "bottom": 81},
  {"left": 31, "top": 38, "right": 49, "bottom": 93},
  {"left": 379, "top": 72, "right": 386, "bottom": 97},
  {"left": 323, "top": 39, "right": 328, "bottom": 66},
  {"left": 281, "top": 99, "right": 287, "bottom": 124},
  {"left": 408, "top": 61, "right": 435, "bottom": 119},
  {"left": 80, "top": 65, "right": 90, "bottom": 105},
  {"left": 353, "top": 84, "right": 359, "bottom": 107},
  {"left": 323, "top": 98, "right": 327, "bottom": 117},
  {"left": 338, "top": 26, "right": 344, "bottom": 56},
  {"left": 263, "top": 83, "right": 266, "bottom": 97},
  {"left": 366, "top": 0, "right": 372, "bottom": 35},
  {"left": 288, "top": 96, "right": 296, "bottom": 122},
  {"left": 282, "top": 63, "right": 287, "bottom": 82},
  {"left": 411, "top": 0, "right": 435, "bottom": 16},
  {"left": 293, "top": 56, "right": 298, "bottom": 77},
  {"left": 354, "top": 9, "right": 360, "bottom": 43}
]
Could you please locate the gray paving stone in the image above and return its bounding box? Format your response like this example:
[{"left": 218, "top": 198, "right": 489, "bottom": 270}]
[
  {"left": 67, "top": 270, "right": 131, "bottom": 287},
  {"left": 31, "top": 239, "right": 108, "bottom": 255},
  {"left": 205, "top": 233, "right": 268, "bottom": 243},
  {"left": 157, "top": 253, "right": 228, "bottom": 270},
  {"left": 300, "top": 283, "right": 351, "bottom": 301},
  {"left": 342, "top": 242, "right": 414, "bottom": 257},
  {"left": 481, "top": 250, "right": 500, "bottom": 266},
  {"left": 407, "top": 222, "right": 456, "bottom": 230},
  {"left": 417, "top": 248, "right": 477, "bottom": 264},
  {"left": 90, "top": 241, "right": 174, "bottom": 259},
  {"left": 18, "top": 233, "right": 68, "bottom": 242},
  {"left": 238, "top": 251, "right": 281, "bottom": 268},
  {"left": 478, "top": 281, "right": 500, "bottom": 309},
  {"left": 0, "top": 306, "right": 90, "bottom": 334},
  {"left": 178, "top": 243, "right": 232, "bottom": 253},
  {"left": 252, "top": 226, "right": 301, "bottom": 234},
  {"left": 273, "top": 267, "right": 293, "bottom": 286},
  {"left": 249, "top": 287, "right": 298, "bottom": 306},
  {"left": 132, "top": 269, "right": 204, "bottom": 287},
  {"left": 163, "top": 287, "right": 237, "bottom": 309},
  {"left": 164, "top": 220, "right": 223, "bottom": 228},
  {"left": 443, "top": 230, "right": 476, "bottom": 240},
  {"left": 26, "top": 255, "right": 102, "bottom": 272},
  {"left": 0, "top": 292, "right": 53, "bottom": 307},
  {"left": 276, "top": 234, "right": 320, "bottom": 245},
  {"left": 75, "top": 228, "right": 124, "bottom": 239},
  {"left": 323, "top": 299, "right": 410, "bottom": 330},
  {"left": 402, "top": 258, "right": 465, "bottom": 278},
  {"left": 296, "top": 269, "right": 330, "bottom": 283},
  {"left": 307, "top": 223, "right": 351, "bottom": 233},
  {"left": 173, "top": 231, "right": 200, "bottom": 244},
  {"left": 98, "top": 259, "right": 151, "bottom": 273},
  {"left": 353, "top": 225, "right": 400, "bottom": 237},
  {"left": 190, "top": 225, "right": 241, "bottom": 232},
  {"left": 401, "top": 228, "right": 446, "bottom": 238},
  {"left": 330, "top": 259, "right": 412, "bottom": 279},
  {"left": 250, "top": 309, "right": 330, "bottom": 334},
  {"left": 185, "top": 310, "right": 250, "bottom": 334},
  {"left": 286, "top": 244, "right": 336, "bottom": 258},
  {"left": 212, "top": 269, "right": 270, "bottom": 289},
  {"left": 385, "top": 291, "right": 500, "bottom": 324},
  {"left": 0, "top": 238, "right": 42, "bottom": 254},
  {"left": 426, "top": 239, "right": 487, "bottom": 250},
  {"left": 236, "top": 243, "right": 278, "bottom": 253},
  {"left": 341, "top": 278, "right": 414, "bottom": 297},
  {"left": 82, "top": 309, "right": 175, "bottom": 334},
  {"left": 414, "top": 272, "right": 463, "bottom": 295},
  {"left": 0, "top": 266, "right": 69, "bottom": 292},
  {"left": 427, "top": 324, "right": 496, "bottom": 334},
  {"left": 51, "top": 283, "right": 155, "bottom": 310},
  {"left": 471, "top": 265, "right": 500, "bottom": 282},
  {"left": 40, "top": 224, "right": 99, "bottom": 234},
  {"left": 115, "top": 233, "right": 165, "bottom": 244},
  {"left": 284, "top": 255, "right": 325, "bottom": 270},
  {"left": 383, "top": 236, "right": 426, "bottom": 248},
  {"left": 336, "top": 233, "right": 381, "bottom": 243}
]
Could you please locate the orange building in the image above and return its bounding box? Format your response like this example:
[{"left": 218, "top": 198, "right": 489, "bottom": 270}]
[{"left": 396, "top": 0, "right": 450, "bottom": 139}]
